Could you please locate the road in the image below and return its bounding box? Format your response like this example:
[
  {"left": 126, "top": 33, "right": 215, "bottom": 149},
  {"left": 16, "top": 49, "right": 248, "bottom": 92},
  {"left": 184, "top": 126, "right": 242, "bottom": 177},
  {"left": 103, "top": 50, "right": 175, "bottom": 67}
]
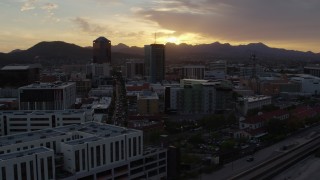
[
  {"left": 199, "top": 124, "right": 320, "bottom": 180},
  {"left": 274, "top": 155, "right": 320, "bottom": 180}
]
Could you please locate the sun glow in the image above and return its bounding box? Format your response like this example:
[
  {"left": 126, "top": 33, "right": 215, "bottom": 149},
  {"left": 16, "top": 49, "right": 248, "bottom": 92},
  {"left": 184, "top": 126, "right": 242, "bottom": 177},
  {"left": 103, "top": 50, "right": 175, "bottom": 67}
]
[{"left": 166, "top": 36, "right": 179, "bottom": 44}]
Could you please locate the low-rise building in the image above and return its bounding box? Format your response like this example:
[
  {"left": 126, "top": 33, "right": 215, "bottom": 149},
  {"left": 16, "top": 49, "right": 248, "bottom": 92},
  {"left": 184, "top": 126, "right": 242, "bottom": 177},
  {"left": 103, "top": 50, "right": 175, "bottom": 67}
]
[
  {"left": 0, "top": 122, "right": 167, "bottom": 180},
  {"left": 238, "top": 95, "right": 272, "bottom": 115},
  {"left": 137, "top": 91, "right": 159, "bottom": 115},
  {"left": 290, "top": 74, "right": 320, "bottom": 95},
  {"left": 236, "top": 109, "right": 289, "bottom": 139},
  {"left": 0, "top": 109, "right": 88, "bottom": 136},
  {"left": 19, "top": 82, "right": 76, "bottom": 110},
  {"left": 166, "top": 79, "right": 232, "bottom": 114}
]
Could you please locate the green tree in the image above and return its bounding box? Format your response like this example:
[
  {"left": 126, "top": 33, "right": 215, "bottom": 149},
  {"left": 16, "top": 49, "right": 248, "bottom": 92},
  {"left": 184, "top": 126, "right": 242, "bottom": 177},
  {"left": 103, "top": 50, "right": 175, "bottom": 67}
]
[{"left": 267, "top": 118, "right": 286, "bottom": 135}]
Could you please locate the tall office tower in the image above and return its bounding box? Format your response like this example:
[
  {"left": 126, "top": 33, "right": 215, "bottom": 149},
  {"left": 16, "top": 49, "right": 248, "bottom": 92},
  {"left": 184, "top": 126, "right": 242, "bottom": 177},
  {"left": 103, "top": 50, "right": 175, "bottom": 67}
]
[
  {"left": 144, "top": 44, "right": 165, "bottom": 83},
  {"left": 126, "top": 59, "right": 145, "bottom": 79},
  {"left": 93, "top": 37, "right": 111, "bottom": 64}
]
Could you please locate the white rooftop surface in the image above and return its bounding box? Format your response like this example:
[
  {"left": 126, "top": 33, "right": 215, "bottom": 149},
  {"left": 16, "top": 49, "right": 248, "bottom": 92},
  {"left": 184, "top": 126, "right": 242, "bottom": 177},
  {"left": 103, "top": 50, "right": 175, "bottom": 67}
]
[
  {"left": 138, "top": 91, "right": 158, "bottom": 100},
  {"left": 182, "top": 65, "right": 205, "bottom": 68},
  {"left": 0, "top": 122, "right": 140, "bottom": 147},
  {"left": 0, "top": 109, "right": 87, "bottom": 116},
  {"left": 1, "top": 64, "right": 41, "bottom": 70},
  {"left": 291, "top": 74, "right": 320, "bottom": 80},
  {"left": 0, "top": 147, "right": 51, "bottom": 161},
  {"left": 243, "top": 95, "right": 271, "bottom": 102},
  {"left": 304, "top": 65, "right": 320, "bottom": 69},
  {"left": 92, "top": 97, "right": 111, "bottom": 109},
  {"left": 20, "top": 82, "right": 75, "bottom": 89}
]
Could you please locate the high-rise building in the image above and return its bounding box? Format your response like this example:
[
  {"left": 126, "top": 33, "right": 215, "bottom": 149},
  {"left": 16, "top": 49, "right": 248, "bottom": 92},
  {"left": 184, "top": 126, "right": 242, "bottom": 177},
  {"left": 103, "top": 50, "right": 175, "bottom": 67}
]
[
  {"left": 126, "top": 60, "right": 145, "bottom": 79},
  {"left": 145, "top": 44, "right": 165, "bottom": 83},
  {"left": 93, "top": 37, "right": 111, "bottom": 64}
]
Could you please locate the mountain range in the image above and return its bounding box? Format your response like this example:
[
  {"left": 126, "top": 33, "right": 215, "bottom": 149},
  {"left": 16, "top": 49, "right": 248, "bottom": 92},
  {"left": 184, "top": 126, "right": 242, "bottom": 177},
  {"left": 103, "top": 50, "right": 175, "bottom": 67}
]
[{"left": 0, "top": 41, "right": 319, "bottom": 67}]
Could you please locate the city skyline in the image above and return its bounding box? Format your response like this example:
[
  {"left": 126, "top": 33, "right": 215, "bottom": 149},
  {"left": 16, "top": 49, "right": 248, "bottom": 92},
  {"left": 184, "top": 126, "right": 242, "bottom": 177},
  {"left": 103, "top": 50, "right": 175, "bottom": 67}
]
[{"left": 0, "top": 0, "right": 320, "bottom": 53}]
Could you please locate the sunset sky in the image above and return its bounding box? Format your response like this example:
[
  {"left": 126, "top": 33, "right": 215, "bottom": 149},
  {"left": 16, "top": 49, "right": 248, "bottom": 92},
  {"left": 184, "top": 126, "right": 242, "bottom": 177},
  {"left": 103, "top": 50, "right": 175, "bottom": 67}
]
[{"left": 1, "top": 0, "right": 319, "bottom": 53}]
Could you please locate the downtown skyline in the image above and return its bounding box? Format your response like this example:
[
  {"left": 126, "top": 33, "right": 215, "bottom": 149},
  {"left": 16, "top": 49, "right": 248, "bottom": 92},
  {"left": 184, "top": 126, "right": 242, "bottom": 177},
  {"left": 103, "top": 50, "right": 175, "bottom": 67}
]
[{"left": 1, "top": 0, "right": 320, "bottom": 53}]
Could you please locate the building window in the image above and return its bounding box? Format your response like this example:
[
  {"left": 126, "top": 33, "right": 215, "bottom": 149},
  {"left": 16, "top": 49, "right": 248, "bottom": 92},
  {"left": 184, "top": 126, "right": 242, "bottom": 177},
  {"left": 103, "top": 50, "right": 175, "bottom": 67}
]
[
  {"left": 96, "top": 146, "right": 101, "bottom": 166},
  {"left": 103, "top": 145, "right": 106, "bottom": 165},
  {"left": 91, "top": 147, "right": 94, "bottom": 168},
  {"left": 30, "top": 161, "right": 34, "bottom": 180},
  {"left": 41, "top": 159, "right": 45, "bottom": 180},
  {"left": 121, "top": 140, "right": 124, "bottom": 159},
  {"left": 110, "top": 142, "right": 114, "bottom": 163},
  {"left": 21, "top": 162, "right": 27, "bottom": 180},
  {"left": 82, "top": 149, "right": 86, "bottom": 171},
  {"left": 75, "top": 150, "right": 80, "bottom": 172},
  {"left": 133, "top": 137, "right": 137, "bottom": 156},
  {"left": 138, "top": 136, "right": 141, "bottom": 155},
  {"left": 2, "top": 167, "right": 6, "bottom": 180},
  {"left": 47, "top": 157, "right": 53, "bottom": 179},
  {"left": 14, "top": 164, "right": 18, "bottom": 180},
  {"left": 115, "top": 141, "right": 119, "bottom": 161},
  {"left": 53, "top": 142, "right": 56, "bottom": 151},
  {"left": 128, "top": 139, "right": 131, "bottom": 157}
]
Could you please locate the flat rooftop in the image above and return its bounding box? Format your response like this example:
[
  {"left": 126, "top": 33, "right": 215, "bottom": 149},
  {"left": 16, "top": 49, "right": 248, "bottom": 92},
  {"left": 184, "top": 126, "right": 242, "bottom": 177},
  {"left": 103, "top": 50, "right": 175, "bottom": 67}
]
[
  {"left": 1, "top": 64, "right": 41, "bottom": 71},
  {"left": 20, "top": 82, "right": 75, "bottom": 89},
  {"left": 243, "top": 95, "right": 271, "bottom": 102},
  {"left": 138, "top": 91, "right": 158, "bottom": 100},
  {"left": 0, "top": 122, "right": 140, "bottom": 147},
  {"left": 0, "top": 109, "right": 86, "bottom": 116},
  {"left": 0, "top": 147, "right": 51, "bottom": 161},
  {"left": 65, "top": 136, "right": 102, "bottom": 145}
]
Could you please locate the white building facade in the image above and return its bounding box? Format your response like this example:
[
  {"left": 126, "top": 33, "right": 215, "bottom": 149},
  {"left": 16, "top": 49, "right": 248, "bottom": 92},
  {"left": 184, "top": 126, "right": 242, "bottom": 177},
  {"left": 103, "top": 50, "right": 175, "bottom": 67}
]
[
  {"left": 238, "top": 95, "right": 272, "bottom": 115},
  {"left": 0, "top": 110, "right": 89, "bottom": 136},
  {"left": 291, "top": 74, "right": 320, "bottom": 95},
  {"left": 0, "top": 122, "right": 167, "bottom": 180}
]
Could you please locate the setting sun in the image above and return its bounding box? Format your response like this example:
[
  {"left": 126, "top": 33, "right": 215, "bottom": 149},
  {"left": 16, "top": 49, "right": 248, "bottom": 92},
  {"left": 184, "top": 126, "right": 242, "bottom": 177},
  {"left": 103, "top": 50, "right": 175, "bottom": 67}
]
[{"left": 166, "top": 37, "right": 179, "bottom": 44}]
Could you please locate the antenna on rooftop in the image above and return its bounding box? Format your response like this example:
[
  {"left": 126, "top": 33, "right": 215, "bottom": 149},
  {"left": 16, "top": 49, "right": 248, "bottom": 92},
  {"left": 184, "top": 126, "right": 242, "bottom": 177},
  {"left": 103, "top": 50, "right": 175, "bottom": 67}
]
[{"left": 154, "top": 32, "right": 157, "bottom": 44}]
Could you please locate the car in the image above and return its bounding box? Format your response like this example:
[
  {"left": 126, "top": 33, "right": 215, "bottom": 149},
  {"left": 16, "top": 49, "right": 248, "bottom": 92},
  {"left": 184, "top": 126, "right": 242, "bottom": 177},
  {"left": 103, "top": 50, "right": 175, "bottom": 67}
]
[{"left": 246, "top": 156, "right": 254, "bottom": 162}]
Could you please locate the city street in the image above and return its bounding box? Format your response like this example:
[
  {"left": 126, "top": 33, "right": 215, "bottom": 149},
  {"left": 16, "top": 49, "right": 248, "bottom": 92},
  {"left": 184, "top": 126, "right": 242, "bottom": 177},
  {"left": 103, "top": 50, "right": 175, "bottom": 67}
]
[
  {"left": 199, "top": 124, "right": 320, "bottom": 180},
  {"left": 274, "top": 155, "right": 320, "bottom": 180}
]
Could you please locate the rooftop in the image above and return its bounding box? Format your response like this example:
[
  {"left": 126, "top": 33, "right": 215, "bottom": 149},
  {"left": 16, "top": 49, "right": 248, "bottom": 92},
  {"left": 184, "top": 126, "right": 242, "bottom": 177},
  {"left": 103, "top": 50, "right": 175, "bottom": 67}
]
[
  {"left": 1, "top": 64, "right": 41, "bottom": 71},
  {"left": 94, "top": 36, "right": 110, "bottom": 43},
  {"left": 20, "top": 82, "right": 75, "bottom": 89},
  {"left": 242, "top": 95, "right": 271, "bottom": 102},
  {"left": 137, "top": 91, "right": 159, "bottom": 100},
  {"left": 0, "top": 147, "right": 52, "bottom": 161},
  {"left": 0, "top": 122, "right": 140, "bottom": 147},
  {"left": 0, "top": 109, "right": 87, "bottom": 116}
]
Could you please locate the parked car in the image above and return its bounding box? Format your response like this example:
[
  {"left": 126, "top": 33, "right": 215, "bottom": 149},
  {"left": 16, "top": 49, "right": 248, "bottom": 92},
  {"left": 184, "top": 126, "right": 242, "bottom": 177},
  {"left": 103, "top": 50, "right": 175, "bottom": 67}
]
[{"left": 246, "top": 156, "right": 254, "bottom": 162}]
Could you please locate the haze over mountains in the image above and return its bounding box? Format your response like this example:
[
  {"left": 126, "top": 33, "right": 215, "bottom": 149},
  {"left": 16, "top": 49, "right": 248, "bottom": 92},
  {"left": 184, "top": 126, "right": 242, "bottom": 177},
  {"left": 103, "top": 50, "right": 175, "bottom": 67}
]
[{"left": 0, "top": 41, "right": 319, "bottom": 67}]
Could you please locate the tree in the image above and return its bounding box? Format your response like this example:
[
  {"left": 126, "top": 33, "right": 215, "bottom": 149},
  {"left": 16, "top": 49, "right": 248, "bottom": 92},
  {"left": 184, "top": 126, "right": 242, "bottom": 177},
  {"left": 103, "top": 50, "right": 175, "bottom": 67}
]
[
  {"left": 267, "top": 118, "right": 286, "bottom": 135},
  {"left": 220, "top": 139, "right": 236, "bottom": 151}
]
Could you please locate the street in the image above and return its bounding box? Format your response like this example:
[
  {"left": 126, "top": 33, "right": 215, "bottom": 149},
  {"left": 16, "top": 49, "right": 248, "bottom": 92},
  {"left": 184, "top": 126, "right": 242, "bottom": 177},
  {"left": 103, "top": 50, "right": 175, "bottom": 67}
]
[{"left": 199, "top": 124, "right": 320, "bottom": 180}]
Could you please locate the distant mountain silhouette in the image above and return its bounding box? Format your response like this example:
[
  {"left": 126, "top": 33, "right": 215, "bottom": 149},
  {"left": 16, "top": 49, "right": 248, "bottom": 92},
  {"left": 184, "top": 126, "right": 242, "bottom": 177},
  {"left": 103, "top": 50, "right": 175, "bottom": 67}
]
[
  {"left": 164, "top": 42, "right": 320, "bottom": 63},
  {"left": 0, "top": 41, "right": 319, "bottom": 67},
  {"left": 0, "top": 41, "right": 143, "bottom": 66}
]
